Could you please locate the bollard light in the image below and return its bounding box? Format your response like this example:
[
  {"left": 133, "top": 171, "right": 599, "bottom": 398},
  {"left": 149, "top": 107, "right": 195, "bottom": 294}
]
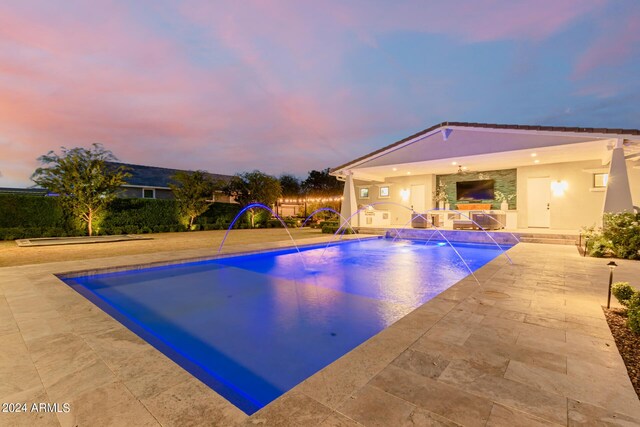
[{"left": 606, "top": 261, "right": 618, "bottom": 309}]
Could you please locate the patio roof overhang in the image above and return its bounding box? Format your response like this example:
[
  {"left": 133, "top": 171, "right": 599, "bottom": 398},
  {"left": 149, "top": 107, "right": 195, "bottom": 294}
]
[{"left": 330, "top": 122, "right": 640, "bottom": 181}]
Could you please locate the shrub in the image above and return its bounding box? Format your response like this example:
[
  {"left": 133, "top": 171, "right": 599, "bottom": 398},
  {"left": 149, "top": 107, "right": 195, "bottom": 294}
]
[
  {"left": 42, "top": 227, "right": 65, "bottom": 238},
  {"left": 284, "top": 218, "right": 299, "bottom": 228},
  {"left": 603, "top": 213, "right": 640, "bottom": 259},
  {"left": 627, "top": 292, "right": 640, "bottom": 334},
  {"left": 583, "top": 213, "right": 640, "bottom": 259},
  {"left": 252, "top": 210, "right": 270, "bottom": 228},
  {"left": 628, "top": 306, "right": 640, "bottom": 334},
  {"left": 198, "top": 202, "right": 242, "bottom": 225},
  {"left": 320, "top": 221, "right": 355, "bottom": 234},
  {"left": 588, "top": 236, "right": 611, "bottom": 257},
  {"left": 611, "top": 282, "right": 640, "bottom": 334},
  {"left": 0, "top": 228, "right": 22, "bottom": 240},
  {"left": 612, "top": 282, "right": 636, "bottom": 307},
  {"left": 124, "top": 225, "right": 139, "bottom": 234}
]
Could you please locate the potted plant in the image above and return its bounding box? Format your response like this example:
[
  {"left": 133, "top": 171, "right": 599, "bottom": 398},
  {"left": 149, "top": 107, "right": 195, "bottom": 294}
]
[
  {"left": 434, "top": 182, "right": 448, "bottom": 210},
  {"left": 494, "top": 191, "right": 515, "bottom": 211}
]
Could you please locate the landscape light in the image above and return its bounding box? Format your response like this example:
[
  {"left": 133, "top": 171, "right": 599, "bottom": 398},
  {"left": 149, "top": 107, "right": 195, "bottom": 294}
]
[{"left": 606, "top": 261, "right": 618, "bottom": 309}]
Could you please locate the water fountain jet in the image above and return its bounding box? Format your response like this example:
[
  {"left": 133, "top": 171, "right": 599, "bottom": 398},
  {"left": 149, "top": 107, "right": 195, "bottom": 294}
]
[
  {"left": 392, "top": 209, "right": 516, "bottom": 264},
  {"left": 217, "top": 203, "right": 308, "bottom": 270}
]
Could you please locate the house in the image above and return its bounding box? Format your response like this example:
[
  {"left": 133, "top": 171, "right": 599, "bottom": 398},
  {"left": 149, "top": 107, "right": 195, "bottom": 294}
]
[
  {"left": 330, "top": 122, "right": 640, "bottom": 230},
  {"left": 0, "top": 187, "right": 50, "bottom": 196},
  {"left": 109, "top": 162, "right": 235, "bottom": 203}
]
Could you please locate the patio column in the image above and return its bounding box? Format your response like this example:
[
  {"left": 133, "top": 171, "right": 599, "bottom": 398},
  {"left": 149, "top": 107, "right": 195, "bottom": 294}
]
[
  {"left": 603, "top": 139, "right": 633, "bottom": 213},
  {"left": 341, "top": 171, "right": 358, "bottom": 228}
]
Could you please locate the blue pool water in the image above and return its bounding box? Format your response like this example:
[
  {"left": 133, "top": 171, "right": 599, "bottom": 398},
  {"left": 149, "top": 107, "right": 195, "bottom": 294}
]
[{"left": 61, "top": 238, "right": 509, "bottom": 414}]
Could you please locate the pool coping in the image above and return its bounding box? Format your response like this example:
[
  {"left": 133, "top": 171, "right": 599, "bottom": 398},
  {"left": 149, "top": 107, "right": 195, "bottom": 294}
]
[
  {"left": 1, "top": 236, "right": 640, "bottom": 426},
  {"left": 54, "top": 235, "right": 382, "bottom": 278}
]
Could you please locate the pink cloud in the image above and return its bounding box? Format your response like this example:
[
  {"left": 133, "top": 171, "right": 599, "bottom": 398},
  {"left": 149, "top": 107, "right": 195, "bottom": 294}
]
[
  {"left": 326, "top": 0, "right": 605, "bottom": 43},
  {"left": 573, "top": 9, "right": 640, "bottom": 79},
  {"left": 0, "top": 0, "right": 620, "bottom": 187}
]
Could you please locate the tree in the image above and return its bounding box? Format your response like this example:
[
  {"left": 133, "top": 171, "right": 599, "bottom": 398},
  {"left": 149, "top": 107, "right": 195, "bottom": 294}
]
[
  {"left": 169, "top": 170, "right": 215, "bottom": 229},
  {"left": 224, "top": 170, "right": 281, "bottom": 227},
  {"left": 31, "top": 144, "right": 130, "bottom": 236},
  {"left": 302, "top": 168, "right": 343, "bottom": 196},
  {"left": 279, "top": 174, "right": 302, "bottom": 198}
]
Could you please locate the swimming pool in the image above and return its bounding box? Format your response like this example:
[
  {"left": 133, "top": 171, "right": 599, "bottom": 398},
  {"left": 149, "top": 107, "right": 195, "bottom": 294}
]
[{"left": 60, "top": 237, "right": 510, "bottom": 414}]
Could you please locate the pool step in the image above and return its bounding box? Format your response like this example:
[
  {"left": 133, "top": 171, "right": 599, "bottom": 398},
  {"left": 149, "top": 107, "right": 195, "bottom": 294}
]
[
  {"left": 518, "top": 236, "right": 578, "bottom": 245},
  {"left": 360, "top": 228, "right": 581, "bottom": 246},
  {"left": 516, "top": 232, "right": 579, "bottom": 245}
]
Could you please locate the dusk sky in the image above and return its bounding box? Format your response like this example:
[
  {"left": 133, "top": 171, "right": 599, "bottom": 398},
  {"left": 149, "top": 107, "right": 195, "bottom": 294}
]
[{"left": 1, "top": 1, "right": 639, "bottom": 187}]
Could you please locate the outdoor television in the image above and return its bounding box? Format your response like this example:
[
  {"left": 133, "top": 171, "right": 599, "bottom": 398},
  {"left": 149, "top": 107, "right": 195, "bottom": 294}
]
[{"left": 456, "top": 179, "right": 495, "bottom": 200}]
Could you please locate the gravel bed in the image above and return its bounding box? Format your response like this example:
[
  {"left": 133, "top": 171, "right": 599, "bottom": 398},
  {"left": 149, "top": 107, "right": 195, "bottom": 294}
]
[{"left": 604, "top": 307, "right": 640, "bottom": 399}]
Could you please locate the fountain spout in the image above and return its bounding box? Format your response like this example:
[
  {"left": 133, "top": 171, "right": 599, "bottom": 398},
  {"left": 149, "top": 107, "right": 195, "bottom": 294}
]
[{"left": 216, "top": 203, "right": 307, "bottom": 269}]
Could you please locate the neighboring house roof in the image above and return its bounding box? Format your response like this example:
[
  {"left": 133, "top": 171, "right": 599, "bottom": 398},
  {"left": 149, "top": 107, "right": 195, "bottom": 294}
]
[
  {"left": 0, "top": 187, "right": 49, "bottom": 196},
  {"left": 331, "top": 121, "right": 640, "bottom": 173},
  {"left": 107, "top": 162, "right": 234, "bottom": 188}
]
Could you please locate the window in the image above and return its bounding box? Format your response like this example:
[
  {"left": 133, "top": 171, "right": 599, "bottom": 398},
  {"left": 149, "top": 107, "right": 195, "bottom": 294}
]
[
  {"left": 594, "top": 173, "right": 608, "bottom": 188},
  {"left": 379, "top": 186, "right": 390, "bottom": 198},
  {"left": 359, "top": 188, "right": 369, "bottom": 198},
  {"left": 142, "top": 188, "right": 155, "bottom": 199}
]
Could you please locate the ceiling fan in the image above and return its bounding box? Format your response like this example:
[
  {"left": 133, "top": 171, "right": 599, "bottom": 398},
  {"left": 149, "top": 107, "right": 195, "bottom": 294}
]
[
  {"left": 456, "top": 165, "right": 470, "bottom": 174},
  {"left": 455, "top": 164, "right": 488, "bottom": 179}
]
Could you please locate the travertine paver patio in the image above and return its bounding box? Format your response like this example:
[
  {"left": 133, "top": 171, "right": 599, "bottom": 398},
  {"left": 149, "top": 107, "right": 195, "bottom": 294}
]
[{"left": 1, "top": 238, "right": 639, "bottom": 426}]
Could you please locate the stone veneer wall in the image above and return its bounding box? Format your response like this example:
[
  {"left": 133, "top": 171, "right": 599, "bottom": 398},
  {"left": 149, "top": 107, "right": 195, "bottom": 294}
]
[{"left": 436, "top": 168, "right": 517, "bottom": 210}]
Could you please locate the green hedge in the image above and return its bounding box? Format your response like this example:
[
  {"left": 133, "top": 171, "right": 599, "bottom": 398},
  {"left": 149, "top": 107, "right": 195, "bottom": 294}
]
[
  {"left": 0, "top": 194, "right": 67, "bottom": 228},
  {"left": 198, "top": 202, "right": 243, "bottom": 224},
  {"left": 0, "top": 227, "right": 82, "bottom": 241},
  {"left": 100, "top": 198, "right": 181, "bottom": 231},
  {"left": 0, "top": 194, "right": 244, "bottom": 240},
  {"left": 100, "top": 200, "right": 243, "bottom": 234}
]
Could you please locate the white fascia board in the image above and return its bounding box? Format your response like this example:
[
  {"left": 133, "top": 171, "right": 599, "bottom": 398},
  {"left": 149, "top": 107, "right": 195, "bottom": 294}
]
[
  {"left": 351, "top": 171, "right": 386, "bottom": 182},
  {"left": 448, "top": 126, "right": 640, "bottom": 141}
]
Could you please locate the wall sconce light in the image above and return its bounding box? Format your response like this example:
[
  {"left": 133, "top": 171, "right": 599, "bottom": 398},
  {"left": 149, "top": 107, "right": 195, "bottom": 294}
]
[
  {"left": 400, "top": 189, "right": 410, "bottom": 201},
  {"left": 606, "top": 261, "right": 618, "bottom": 308},
  {"left": 551, "top": 180, "right": 568, "bottom": 197}
]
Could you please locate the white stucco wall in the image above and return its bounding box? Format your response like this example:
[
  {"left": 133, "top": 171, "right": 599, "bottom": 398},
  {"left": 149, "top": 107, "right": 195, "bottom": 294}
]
[
  {"left": 354, "top": 174, "right": 435, "bottom": 226},
  {"left": 350, "top": 159, "right": 639, "bottom": 230},
  {"left": 517, "top": 159, "right": 640, "bottom": 230}
]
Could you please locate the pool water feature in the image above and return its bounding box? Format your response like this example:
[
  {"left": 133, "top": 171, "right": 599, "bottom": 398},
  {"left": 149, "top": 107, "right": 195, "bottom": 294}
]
[{"left": 60, "top": 238, "right": 511, "bottom": 414}]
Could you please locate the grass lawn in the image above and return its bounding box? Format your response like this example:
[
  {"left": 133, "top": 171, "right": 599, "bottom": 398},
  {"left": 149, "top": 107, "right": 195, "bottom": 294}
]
[{"left": 0, "top": 228, "right": 326, "bottom": 267}]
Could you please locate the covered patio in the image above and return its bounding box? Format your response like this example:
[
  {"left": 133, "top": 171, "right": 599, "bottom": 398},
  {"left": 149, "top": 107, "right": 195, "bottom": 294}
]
[{"left": 332, "top": 122, "right": 640, "bottom": 232}]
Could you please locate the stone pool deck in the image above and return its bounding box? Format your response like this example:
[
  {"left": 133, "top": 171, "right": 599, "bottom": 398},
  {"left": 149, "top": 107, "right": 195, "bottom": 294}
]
[{"left": 1, "top": 238, "right": 639, "bottom": 426}]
